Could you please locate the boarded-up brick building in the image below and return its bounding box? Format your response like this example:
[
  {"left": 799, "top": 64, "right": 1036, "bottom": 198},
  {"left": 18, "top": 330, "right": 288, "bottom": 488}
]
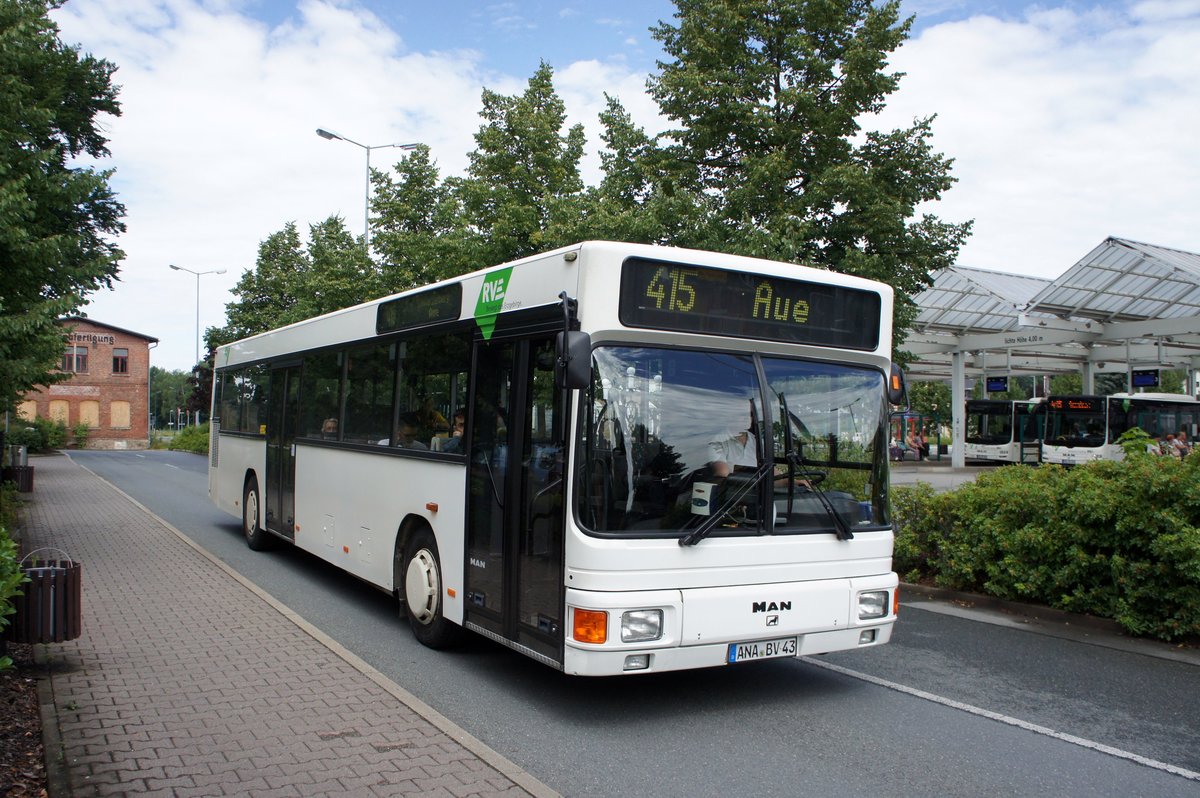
[{"left": 17, "top": 317, "right": 158, "bottom": 449}]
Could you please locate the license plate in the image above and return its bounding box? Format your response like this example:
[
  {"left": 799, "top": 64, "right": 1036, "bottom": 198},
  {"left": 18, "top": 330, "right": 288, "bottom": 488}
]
[{"left": 727, "top": 637, "right": 798, "bottom": 664}]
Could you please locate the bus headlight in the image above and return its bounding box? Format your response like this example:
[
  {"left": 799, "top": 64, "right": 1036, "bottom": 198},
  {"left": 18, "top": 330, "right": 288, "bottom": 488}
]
[
  {"left": 858, "top": 591, "right": 888, "bottom": 620},
  {"left": 620, "top": 609, "right": 664, "bottom": 642}
]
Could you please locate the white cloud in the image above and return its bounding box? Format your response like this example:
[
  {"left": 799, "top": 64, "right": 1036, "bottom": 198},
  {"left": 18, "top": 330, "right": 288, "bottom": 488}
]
[
  {"left": 54, "top": 0, "right": 495, "bottom": 370},
  {"left": 872, "top": 4, "right": 1200, "bottom": 277}
]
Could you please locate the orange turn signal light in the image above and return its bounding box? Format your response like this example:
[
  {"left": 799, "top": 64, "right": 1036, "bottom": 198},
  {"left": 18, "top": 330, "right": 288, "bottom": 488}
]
[
  {"left": 573, "top": 609, "right": 608, "bottom": 644},
  {"left": 893, "top": 588, "right": 900, "bottom": 616}
]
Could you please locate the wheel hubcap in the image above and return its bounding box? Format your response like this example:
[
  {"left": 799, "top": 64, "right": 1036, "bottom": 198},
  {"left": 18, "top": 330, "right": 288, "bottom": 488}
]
[
  {"left": 244, "top": 491, "right": 258, "bottom": 535},
  {"left": 405, "top": 548, "right": 439, "bottom": 624}
]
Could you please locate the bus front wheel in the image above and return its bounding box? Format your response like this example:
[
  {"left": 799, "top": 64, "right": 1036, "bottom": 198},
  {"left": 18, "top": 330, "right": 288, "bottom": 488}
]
[
  {"left": 242, "top": 478, "right": 274, "bottom": 551},
  {"left": 402, "top": 530, "right": 460, "bottom": 649}
]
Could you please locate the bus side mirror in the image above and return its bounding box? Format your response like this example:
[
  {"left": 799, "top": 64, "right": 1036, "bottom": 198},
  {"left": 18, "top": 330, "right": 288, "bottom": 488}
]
[
  {"left": 556, "top": 331, "right": 592, "bottom": 390},
  {"left": 887, "top": 364, "right": 907, "bottom": 406}
]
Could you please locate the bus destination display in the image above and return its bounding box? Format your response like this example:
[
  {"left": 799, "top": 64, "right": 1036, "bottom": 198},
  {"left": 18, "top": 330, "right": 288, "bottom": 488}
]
[
  {"left": 1048, "top": 397, "right": 1101, "bottom": 412},
  {"left": 619, "top": 258, "right": 881, "bottom": 350},
  {"left": 376, "top": 284, "right": 462, "bottom": 334}
]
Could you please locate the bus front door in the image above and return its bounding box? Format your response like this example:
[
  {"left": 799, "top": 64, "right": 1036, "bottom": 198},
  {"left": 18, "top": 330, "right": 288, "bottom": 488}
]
[
  {"left": 466, "top": 335, "right": 566, "bottom": 666},
  {"left": 265, "top": 365, "right": 300, "bottom": 541}
]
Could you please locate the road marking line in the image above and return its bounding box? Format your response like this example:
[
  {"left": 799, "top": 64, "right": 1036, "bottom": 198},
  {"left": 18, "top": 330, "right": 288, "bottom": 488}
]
[
  {"left": 164, "top": 463, "right": 179, "bottom": 469},
  {"left": 803, "top": 657, "right": 1200, "bottom": 782}
]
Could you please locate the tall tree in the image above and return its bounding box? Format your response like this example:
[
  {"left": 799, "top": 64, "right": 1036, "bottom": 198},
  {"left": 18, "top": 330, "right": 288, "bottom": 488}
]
[
  {"left": 214, "top": 216, "right": 383, "bottom": 348},
  {"left": 218, "top": 222, "right": 307, "bottom": 343},
  {"left": 636, "top": 0, "right": 971, "bottom": 336},
  {"left": 371, "top": 145, "right": 472, "bottom": 290},
  {"left": 300, "top": 216, "right": 380, "bottom": 319},
  {"left": 0, "top": 0, "right": 124, "bottom": 411},
  {"left": 456, "top": 62, "right": 587, "bottom": 266}
]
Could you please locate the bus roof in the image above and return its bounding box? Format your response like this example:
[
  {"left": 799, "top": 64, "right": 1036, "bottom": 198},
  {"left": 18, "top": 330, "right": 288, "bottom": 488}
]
[{"left": 215, "top": 241, "right": 895, "bottom": 370}]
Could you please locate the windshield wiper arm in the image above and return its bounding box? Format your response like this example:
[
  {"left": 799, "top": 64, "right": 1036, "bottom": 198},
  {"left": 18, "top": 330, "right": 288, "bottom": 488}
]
[
  {"left": 678, "top": 461, "right": 773, "bottom": 547},
  {"left": 787, "top": 453, "right": 854, "bottom": 541}
]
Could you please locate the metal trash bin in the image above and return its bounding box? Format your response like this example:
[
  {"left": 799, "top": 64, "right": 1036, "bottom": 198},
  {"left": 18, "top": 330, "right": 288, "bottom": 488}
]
[
  {"left": 8, "top": 445, "right": 27, "bottom": 467},
  {"left": 1, "top": 465, "right": 33, "bottom": 492},
  {"left": 4, "top": 548, "right": 82, "bottom": 644}
]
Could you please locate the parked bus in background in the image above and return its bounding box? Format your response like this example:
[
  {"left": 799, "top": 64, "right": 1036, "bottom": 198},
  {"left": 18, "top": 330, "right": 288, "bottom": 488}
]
[
  {"left": 208, "top": 242, "right": 906, "bottom": 676},
  {"left": 1041, "top": 392, "right": 1200, "bottom": 465},
  {"left": 963, "top": 398, "right": 1044, "bottom": 464}
]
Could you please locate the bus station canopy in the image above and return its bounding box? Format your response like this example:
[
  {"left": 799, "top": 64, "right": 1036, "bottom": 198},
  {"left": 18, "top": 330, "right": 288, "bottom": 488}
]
[
  {"left": 900, "top": 237, "right": 1200, "bottom": 467},
  {"left": 905, "top": 237, "right": 1200, "bottom": 385}
]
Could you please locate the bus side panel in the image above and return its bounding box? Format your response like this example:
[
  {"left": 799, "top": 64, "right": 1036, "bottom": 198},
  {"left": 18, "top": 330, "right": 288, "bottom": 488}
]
[
  {"left": 210, "top": 434, "right": 267, "bottom": 522},
  {"left": 292, "top": 445, "right": 468, "bottom": 623}
]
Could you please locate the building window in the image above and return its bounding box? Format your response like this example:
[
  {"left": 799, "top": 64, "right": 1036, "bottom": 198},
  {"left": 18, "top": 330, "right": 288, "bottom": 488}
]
[
  {"left": 49, "top": 400, "right": 70, "bottom": 425},
  {"left": 80, "top": 401, "right": 101, "bottom": 429},
  {"left": 112, "top": 348, "right": 129, "bottom": 374},
  {"left": 62, "top": 346, "right": 88, "bottom": 373},
  {"left": 110, "top": 401, "right": 131, "bottom": 429}
]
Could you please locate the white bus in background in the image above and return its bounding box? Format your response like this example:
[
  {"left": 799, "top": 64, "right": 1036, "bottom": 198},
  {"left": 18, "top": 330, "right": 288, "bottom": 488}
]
[
  {"left": 209, "top": 241, "right": 906, "bottom": 676},
  {"left": 963, "top": 398, "right": 1044, "bottom": 464},
  {"left": 1041, "top": 392, "right": 1200, "bottom": 465}
]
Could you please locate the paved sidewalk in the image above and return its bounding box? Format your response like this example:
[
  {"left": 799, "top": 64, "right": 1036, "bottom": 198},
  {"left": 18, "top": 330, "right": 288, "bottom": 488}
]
[{"left": 19, "top": 454, "right": 557, "bottom": 798}]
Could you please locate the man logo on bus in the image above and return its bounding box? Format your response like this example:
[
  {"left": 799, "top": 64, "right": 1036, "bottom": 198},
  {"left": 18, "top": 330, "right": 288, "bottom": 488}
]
[{"left": 752, "top": 601, "right": 792, "bottom": 613}]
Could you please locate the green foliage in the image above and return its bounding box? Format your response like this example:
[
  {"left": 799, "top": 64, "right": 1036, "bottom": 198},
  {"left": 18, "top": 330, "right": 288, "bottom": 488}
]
[
  {"left": 1116, "top": 427, "right": 1155, "bottom": 458},
  {"left": 7, "top": 415, "right": 66, "bottom": 452},
  {"left": 214, "top": 217, "right": 380, "bottom": 344},
  {"left": 894, "top": 459, "right": 1200, "bottom": 641},
  {"left": 639, "top": 0, "right": 971, "bottom": 340},
  {"left": 73, "top": 421, "right": 89, "bottom": 448},
  {"left": 168, "top": 423, "right": 209, "bottom": 454},
  {"left": 906, "top": 381, "right": 951, "bottom": 419},
  {"left": 150, "top": 366, "right": 192, "bottom": 429},
  {"left": 1, "top": 524, "right": 28, "bottom": 671},
  {"left": 0, "top": 0, "right": 125, "bottom": 411}
]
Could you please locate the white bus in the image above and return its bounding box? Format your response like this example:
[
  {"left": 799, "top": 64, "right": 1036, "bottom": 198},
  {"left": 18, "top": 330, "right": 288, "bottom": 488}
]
[
  {"left": 209, "top": 241, "right": 906, "bottom": 676},
  {"left": 963, "top": 398, "right": 1044, "bottom": 464},
  {"left": 1041, "top": 392, "right": 1200, "bottom": 465}
]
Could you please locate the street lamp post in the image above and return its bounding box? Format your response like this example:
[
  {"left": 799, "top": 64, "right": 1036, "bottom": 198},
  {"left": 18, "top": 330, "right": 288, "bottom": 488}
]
[
  {"left": 315, "top": 128, "right": 418, "bottom": 251},
  {"left": 169, "top": 264, "right": 227, "bottom": 366}
]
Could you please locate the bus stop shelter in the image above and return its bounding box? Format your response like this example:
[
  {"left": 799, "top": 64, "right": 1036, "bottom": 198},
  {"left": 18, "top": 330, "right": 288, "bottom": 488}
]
[{"left": 902, "top": 237, "right": 1200, "bottom": 467}]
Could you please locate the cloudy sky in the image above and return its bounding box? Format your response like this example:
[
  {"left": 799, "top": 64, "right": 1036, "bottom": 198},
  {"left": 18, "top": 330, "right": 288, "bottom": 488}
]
[{"left": 51, "top": 0, "right": 1200, "bottom": 372}]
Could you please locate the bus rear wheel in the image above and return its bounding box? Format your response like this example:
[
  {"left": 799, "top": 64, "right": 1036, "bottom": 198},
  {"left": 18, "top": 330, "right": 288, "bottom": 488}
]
[
  {"left": 242, "top": 478, "right": 275, "bottom": 551},
  {"left": 402, "top": 530, "right": 460, "bottom": 649}
]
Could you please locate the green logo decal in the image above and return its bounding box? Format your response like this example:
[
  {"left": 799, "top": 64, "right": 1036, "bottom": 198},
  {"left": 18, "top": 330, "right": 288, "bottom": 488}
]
[{"left": 474, "top": 267, "right": 513, "bottom": 340}]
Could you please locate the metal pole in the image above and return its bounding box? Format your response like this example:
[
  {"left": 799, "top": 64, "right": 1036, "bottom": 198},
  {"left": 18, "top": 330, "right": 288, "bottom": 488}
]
[
  {"left": 194, "top": 271, "right": 201, "bottom": 365},
  {"left": 364, "top": 147, "right": 371, "bottom": 249}
]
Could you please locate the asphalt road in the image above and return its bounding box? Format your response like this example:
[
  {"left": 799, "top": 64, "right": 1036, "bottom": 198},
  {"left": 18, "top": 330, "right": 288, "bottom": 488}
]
[{"left": 68, "top": 449, "right": 1200, "bottom": 797}]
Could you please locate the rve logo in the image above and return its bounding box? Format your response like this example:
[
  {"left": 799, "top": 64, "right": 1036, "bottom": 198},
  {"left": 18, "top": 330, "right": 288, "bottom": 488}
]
[
  {"left": 480, "top": 276, "right": 507, "bottom": 303},
  {"left": 474, "top": 266, "right": 514, "bottom": 340}
]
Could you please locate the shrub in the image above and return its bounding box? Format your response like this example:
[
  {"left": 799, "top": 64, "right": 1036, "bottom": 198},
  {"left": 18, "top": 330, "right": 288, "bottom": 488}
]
[
  {"left": 0, "top": 527, "right": 28, "bottom": 671},
  {"left": 893, "top": 458, "right": 1200, "bottom": 641},
  {"left": 169, "top": 423, "right": 210, "bottom": 454},
  {"left": 73, "top": 422, "right": 90, "bottom": 449},
  {"left": 7, "top": 416, "right": 69, "bottom": 452}
]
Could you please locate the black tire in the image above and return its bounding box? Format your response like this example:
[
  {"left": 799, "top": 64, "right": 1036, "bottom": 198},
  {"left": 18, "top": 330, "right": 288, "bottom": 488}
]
[
  {"left": 402, "top": 530, "right": 461, "bottom": 649},
  {"left": 242, "top": 478, "right": 275, "bottom": 551}
]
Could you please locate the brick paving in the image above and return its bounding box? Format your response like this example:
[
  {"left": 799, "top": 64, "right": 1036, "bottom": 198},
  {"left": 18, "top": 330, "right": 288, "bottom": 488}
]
[{"left": 19, "top": 454, "right": 556, "bottom": 798}]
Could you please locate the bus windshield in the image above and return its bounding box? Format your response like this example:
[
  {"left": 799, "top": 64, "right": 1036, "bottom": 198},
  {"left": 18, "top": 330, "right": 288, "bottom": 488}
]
[
  {"left": 577, "top": 346, "right": 889, "bottom": 537},
  {"left": 966, "top": 402, "right": 1013, "bottom": 445},
  {"left": 1045, "top": 402, "right": 1107, "bottom": 447}
]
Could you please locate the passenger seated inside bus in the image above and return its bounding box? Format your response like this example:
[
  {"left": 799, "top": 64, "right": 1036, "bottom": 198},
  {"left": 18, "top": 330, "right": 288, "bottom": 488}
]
[{"left": 396, "top": 412, "right": 428, "bottom": 449}]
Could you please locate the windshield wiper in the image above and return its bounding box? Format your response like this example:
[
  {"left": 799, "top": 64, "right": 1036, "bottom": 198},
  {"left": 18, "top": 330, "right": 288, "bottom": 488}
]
[
  {"left": 779, "top": 391, "right": 854, "bottom": 541},
  {"left": 787, "top": 453, "right": 854, "bottom": 541},
  {"left": 678, "top": 460, "right": 774, "bottom": 547}
]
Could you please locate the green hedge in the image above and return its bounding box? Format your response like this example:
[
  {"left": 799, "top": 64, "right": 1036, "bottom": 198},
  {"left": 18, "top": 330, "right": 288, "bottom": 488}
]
[
  {"left": 6, "top": 416, "right": 68, "bottom": 452},
  {"left": 168, "top": 423, "right": 210, "bottom": 454},
  {"left": 893, "top": 454, "right": 1200, "bottom": 641}
]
